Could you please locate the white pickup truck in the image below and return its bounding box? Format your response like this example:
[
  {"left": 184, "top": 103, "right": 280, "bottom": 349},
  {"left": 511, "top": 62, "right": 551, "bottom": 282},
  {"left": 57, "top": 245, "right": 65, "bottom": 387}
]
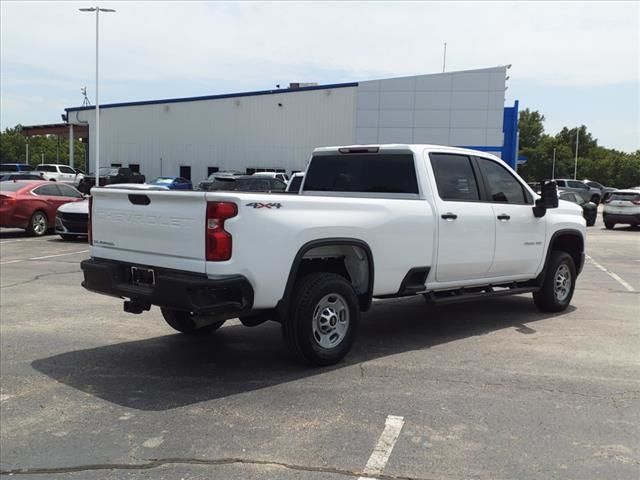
[
  {"left": 36, "top": 164, "right": 84, "bottom": 186},
  {"left": 81, "top": 144, "right": 586, "bottom": 365}
]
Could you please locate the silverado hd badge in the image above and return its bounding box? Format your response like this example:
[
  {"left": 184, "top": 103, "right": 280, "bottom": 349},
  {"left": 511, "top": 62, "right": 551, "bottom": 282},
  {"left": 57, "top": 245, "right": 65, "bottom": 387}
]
[{"left": 246, "top": 202, "right": 282, "bottom": 209}]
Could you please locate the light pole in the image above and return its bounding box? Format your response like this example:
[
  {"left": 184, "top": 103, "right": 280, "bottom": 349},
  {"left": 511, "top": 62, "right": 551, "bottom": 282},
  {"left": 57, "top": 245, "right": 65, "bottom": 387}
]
[
  {"left": 573, "top": 127, "right": 580, "bottom": 180},
  {"left": 79, "top": 6, "right": 116, "bottom": 187}
]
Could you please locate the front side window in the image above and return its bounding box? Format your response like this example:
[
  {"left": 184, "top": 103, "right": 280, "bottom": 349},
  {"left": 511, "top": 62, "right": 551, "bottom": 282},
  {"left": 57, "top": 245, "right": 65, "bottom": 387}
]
[
  {"left": 60, "top": 166, "right": 75, "bottom": 174},
  {"left": 36, "top": 165, "right": 56, "bottom": 172},
  {"left": 568, "top": 180, "right": 588, "bottom": 190},
  {"left": 304, "top": 154, "right": 419, "bottom": 195},
  {"left": 477, "top": 158, "right": 527, "bottom": 204},
  {"left": 57, "top": 184, "right": 83, "bottom": 198},
  {"left": 429, "top": 153, "right": 480, "bottom": 201}
]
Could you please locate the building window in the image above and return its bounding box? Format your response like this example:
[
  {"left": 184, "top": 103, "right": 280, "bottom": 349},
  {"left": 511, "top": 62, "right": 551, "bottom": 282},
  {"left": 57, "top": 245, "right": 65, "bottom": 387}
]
[
  {"left": 180, "top": 165, "right": 191, "bottom": 180},
  {"left": 129, "top": 164, "right": 140, "bottom": 173},
  {"left": 247, "top": 167, "right": 286, "bottom": 174},
  {"left": 207, "top": 166, "right": 219, "bottom": 176},
  {"left": 110, "top": 163, "right": 122, "bottom": 167}
]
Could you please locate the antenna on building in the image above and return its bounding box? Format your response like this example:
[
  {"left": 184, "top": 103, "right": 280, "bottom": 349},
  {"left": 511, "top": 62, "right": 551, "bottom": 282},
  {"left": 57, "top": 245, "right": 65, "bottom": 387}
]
[
  {"left": 442, "top": 42, "right": 447, "bottom": 72},
  {"left": 81, "top": 86, "right": 91, "bottom": 106}
]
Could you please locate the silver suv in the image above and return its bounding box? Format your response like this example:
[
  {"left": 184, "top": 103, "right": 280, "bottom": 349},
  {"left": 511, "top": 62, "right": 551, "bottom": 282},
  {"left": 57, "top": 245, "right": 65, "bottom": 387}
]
[{"left": 554, "top": 179, "right": 601, "bottom": 204}]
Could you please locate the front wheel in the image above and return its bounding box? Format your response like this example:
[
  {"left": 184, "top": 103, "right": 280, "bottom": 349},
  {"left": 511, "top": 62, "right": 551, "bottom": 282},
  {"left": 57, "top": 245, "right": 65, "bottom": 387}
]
[
  {"left": 160, "top": 308, "right": 225, "bottom": 335},
  {"left": 26, "top": 211, "right": 48, "bottom": 236},
  {"left": 282, "top": 272, "right": 360, "bottom": 366},
  {"left": 604, "top": 220, "right": 615, "bottom": 230},
  {"left": 533, "top": 251, "right": 576, "bottom": 312}
]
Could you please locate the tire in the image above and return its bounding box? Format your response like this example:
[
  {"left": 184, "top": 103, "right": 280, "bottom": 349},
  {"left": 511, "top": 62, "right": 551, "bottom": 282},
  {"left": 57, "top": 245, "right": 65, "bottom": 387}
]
[
  {"left": 60, "top": 234, "right": 77, "bottom": 241},
  {"left": 282, "top": 272, "right": 360, "bottom": 366},
  {"left": 604, "top": 221, "right": 615, "bottom": 230},
  {"left": 160, "top": 308, "right": 225, "bottom": 335},
  {"left": 26, "top": 211, "right": 48, "bottom": 236},
  {"left": 533, "top": 251, "right": 576, "bottom": 312},
  {"left": 586, "top": 217, "right": 595, "bottom": 227},
  {"left": 590, "top": 195, "right": 600, "bottom": 205}
]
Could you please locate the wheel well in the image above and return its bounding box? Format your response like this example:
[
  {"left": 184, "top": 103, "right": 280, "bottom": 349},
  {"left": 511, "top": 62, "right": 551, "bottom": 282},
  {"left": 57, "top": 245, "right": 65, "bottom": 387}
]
[
  {"left": 283, "top": 243, "right": 373, "bottom": 312},
  {"left": 550, "top": 234, "right": 583, "bottom": 272}
]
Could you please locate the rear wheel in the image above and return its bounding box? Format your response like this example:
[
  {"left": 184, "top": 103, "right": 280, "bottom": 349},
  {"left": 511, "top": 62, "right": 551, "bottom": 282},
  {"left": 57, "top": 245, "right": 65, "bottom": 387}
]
[
  {"left": 586, "top": 217, "right": 595, "bottom": 227},
  {"left": 160, "top": 308, "right": 225, "bottom": 335},
  {"left": 533, "top": 251, "right": 576, "bottom": 312},
  {"left": 604, "top": 220, "right": 615, "bottom": 230},
  {"left": 26, "top": 211, "right": 48, "bottom": 236},
  {"left": 282, "top": 272, "right": 359, "bottom": 366}
]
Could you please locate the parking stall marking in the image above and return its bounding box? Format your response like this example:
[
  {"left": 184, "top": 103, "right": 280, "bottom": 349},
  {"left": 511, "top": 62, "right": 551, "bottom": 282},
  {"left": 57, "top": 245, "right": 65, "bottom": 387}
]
[
  {"left": 358, "top": 415, "right": 405, "bottom": 479},
  {"left": 0, "top": 249, "right": 89, "bottom": 265},
  {"left": 586, "top": 254, "right": 635, "bottom": 292}
]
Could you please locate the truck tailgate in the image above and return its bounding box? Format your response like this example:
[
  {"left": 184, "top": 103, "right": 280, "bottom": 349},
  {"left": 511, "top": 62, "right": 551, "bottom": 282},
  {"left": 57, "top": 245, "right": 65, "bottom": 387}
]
[{"left": 91, "top": 188, "right": 207, "bottom": 273}]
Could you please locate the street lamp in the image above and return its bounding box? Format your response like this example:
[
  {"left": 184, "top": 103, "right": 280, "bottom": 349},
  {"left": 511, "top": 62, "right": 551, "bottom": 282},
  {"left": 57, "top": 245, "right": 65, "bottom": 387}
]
[{"left": 79, "top": 6, "right": 116, "bottom": 187}]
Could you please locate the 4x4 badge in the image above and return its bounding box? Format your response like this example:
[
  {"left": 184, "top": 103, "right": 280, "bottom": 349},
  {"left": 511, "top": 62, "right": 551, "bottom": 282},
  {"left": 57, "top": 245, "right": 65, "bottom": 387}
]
[{"left": 246, "top": 202, "right": 282, "bottom": 209}]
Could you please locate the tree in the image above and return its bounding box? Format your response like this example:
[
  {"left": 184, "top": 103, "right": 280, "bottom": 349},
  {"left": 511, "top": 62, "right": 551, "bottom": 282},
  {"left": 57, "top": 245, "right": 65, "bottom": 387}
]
[{"left": 518, "top": 109, "right": 546, "bottom": 150}]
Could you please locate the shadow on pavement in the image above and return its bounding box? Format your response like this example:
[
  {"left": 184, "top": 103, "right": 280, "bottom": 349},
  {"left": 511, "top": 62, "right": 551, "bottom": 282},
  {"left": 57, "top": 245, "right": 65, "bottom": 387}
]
[{"left": 32, "top": 295, "right": 574, "bottom": 411}]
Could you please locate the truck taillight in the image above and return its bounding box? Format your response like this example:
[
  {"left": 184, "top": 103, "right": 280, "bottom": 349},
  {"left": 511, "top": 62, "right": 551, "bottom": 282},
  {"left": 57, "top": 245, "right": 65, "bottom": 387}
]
[
  {"left": 632, "top": 197, "right": 640, "bottom": 205},
  {"left": 206, "top": 202, "right": 237, "bottom": 261},
  {"left": 88, "top": 195, "right": 93, "bottom": 245}
]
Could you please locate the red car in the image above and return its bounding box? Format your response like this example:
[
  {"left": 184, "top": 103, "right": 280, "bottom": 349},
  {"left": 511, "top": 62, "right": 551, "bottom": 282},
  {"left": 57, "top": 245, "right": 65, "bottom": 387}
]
[{"left": 0, "top": 180, "right": 84, "bottom": 236}]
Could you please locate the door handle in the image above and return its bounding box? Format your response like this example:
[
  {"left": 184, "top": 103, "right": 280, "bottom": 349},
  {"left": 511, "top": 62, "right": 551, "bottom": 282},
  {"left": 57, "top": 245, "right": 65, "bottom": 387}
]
[
  {"left": 497, "top": 214, "right": 511, "bottom": 221},
  {"left": 441, "top": 213, "right": 458, "bottom": 220}
]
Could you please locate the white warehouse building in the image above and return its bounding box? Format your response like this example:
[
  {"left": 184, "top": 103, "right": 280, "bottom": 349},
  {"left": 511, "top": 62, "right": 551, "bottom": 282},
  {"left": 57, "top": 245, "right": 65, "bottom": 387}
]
[{"left": 65, "top": 66, "right": 519, "bottom": 185}]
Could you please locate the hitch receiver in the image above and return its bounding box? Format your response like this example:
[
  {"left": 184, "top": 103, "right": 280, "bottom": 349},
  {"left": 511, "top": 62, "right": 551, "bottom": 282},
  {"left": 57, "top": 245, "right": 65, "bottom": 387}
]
[{"left": 123, "top": 299, "right": 151, "bottom": 314}]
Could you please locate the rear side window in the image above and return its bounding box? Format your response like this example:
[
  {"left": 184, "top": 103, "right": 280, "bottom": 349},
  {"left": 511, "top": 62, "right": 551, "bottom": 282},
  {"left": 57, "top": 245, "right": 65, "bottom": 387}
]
[
  {"left": 33, "top": 184, "right": 61, "bottom": 196},
  {"left": 429, "top": 153, "right": 480, "bottom": 201},
  {"left": 303, "top": 154, "right": 418, "bottom": 195}
]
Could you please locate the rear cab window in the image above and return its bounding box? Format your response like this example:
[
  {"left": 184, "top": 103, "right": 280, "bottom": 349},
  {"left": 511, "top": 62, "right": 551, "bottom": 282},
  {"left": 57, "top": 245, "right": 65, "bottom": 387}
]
[
  {"left": 429, "top": 153, "right": 480, "bottom": 201},
  {"left": 303, "top": 153, "right": 419, "bottom": 197}
]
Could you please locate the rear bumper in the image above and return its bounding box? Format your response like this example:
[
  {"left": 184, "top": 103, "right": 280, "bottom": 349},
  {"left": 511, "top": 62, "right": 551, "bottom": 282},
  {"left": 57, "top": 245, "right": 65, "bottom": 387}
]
[
  {"left": 603, "top": 212, "right": 640, "bottom": 225},
  {"left": 81, "top": 258, "right": 254, "bottom": 316}
]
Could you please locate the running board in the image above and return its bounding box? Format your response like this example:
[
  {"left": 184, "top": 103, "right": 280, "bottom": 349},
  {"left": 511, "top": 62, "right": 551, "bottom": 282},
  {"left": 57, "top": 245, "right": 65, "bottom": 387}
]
[{"left": 425, "top": 285, "right": 539, "bottom": 306}]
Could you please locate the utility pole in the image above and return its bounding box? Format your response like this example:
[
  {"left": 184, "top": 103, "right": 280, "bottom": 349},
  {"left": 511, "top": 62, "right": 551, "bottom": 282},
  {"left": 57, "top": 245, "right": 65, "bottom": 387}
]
[
  {"left": 80, "top": 6, "right": 116, "bottom": 184},
  {"left": 551, "top": 147, "right": 556, "bottom": 180},
  {"left": 573, "top": 128, "right": 580, "bottom": 180}
]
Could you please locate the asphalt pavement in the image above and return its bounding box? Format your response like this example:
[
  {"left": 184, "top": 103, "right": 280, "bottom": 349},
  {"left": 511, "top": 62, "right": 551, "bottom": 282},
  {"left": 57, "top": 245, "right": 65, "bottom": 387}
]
[{"left": 1, "top": 215, "right": 638, "bottom": 480}]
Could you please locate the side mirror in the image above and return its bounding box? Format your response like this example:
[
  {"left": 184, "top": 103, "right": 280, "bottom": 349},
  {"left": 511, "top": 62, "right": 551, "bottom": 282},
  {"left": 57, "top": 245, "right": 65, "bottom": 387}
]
[{"left": 533, "top": 180, "right": 558, "bottom": 217}]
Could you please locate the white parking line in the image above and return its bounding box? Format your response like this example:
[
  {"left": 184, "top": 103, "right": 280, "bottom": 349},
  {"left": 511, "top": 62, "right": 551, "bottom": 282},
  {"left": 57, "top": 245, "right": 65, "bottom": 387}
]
[
  {"left": 586, "top": 255, "right": 635, "bottom": 292},
  {"left": 358, "top": 415, "right": 405, "bottom": 479},
  {"left": 0, "top": 250, "right": 88, "bottom": 265}
]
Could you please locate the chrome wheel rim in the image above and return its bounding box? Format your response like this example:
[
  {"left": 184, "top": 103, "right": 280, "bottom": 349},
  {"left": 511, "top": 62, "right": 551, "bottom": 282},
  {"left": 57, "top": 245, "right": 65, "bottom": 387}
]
[
  {"left": 554, "top": 264, "right": 571, "bottom": 302},
  {"left": 33, "top": 214, "right": 47, "bottom": 235},
  {"left": 312, "top": 293, "right": 349, "bottom": 349}
]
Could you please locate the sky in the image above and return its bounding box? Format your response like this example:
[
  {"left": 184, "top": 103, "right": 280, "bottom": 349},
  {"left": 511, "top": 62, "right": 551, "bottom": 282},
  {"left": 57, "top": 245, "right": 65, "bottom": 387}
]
[{"left": 1, "top": 1, "right": 638, "bottom": 152}]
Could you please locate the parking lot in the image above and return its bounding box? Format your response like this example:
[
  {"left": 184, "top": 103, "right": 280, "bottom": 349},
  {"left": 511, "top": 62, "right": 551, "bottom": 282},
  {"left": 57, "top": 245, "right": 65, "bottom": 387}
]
[{"left": 1, "top": 215, "right": 638, "bottom": 480}]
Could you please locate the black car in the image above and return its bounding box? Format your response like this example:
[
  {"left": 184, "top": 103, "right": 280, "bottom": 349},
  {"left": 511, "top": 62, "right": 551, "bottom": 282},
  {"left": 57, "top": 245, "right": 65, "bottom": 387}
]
[
  {"left": 204, "top": 175, "right": 286, "bottom": 192},
  {"left": 78, "top": 167, "right": 145, "bottom": 193},
  {"left": 559, "top": 190, "right": 597, "bottom": 226}
]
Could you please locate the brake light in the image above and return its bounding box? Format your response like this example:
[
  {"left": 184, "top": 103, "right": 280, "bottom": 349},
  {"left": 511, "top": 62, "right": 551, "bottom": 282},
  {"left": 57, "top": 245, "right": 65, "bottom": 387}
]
[
  {"left": 632, "top": 196, "right": 640, "bottom": 205},
  {"left": 88, "top": 195, "right": 93, "bottom": 245},
  {"left": 206, "top": 202, "right": 237, "bottom": 261}
]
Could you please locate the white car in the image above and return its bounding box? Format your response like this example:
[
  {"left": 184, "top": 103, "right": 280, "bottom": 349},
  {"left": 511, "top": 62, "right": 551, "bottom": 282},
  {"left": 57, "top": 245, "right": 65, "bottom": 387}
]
[
  {"left": 252, "top": 171, "right": 289, "bottom": 183},
  {"left": 286, "top": 172, "right": 304, "bottom": 193},
  {"left": 602, "top": 190, "right": 640, "bottom": 229},
  {"left": 55, "top": 199, "right": 89, "bottom": 240},
  {"left": 36, "top": 164, "right": 85, "bottom": 186}
]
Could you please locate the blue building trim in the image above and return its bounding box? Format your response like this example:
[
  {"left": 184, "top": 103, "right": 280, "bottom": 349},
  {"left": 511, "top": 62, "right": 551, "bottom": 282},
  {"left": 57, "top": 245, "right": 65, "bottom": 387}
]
[
  {"left": 501, "top": 100, "right": 519, "bottom": 169},
  {"left": 457, "top": 145, "right": 503, "bottom": 152},
  {"left": 65, "top": 82, "right": 359, "bottom": 113}
]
